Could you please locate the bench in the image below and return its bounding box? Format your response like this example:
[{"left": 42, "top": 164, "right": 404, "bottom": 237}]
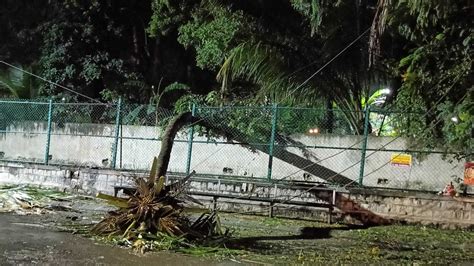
[
  {"left": 190, "top": 191, "right": 335, "bottom": 223},
  {"left": 112, "top": 185, "right": 336, "bottom": 223},
  {"left": 113, "top": 185, "right": 136, "bottom": 197}
]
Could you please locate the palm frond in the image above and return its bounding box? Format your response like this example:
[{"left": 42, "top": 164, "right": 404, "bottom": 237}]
[
  {"left": 217, "top": 42, "right": 314, "bottom": 104},
  {"left": 148, "top": 157, "right": 158, "bottom": 183},
  {"left": 290, "top": 0, "right": 325, "bottom": 36},
  {"left": 91, "top": 164, "right": 221, "bottom": 247}
]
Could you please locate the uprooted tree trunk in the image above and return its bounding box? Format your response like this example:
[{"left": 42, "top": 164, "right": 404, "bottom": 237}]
[{"left": 154, "top": 112, "right": 199, "bottom": 179}]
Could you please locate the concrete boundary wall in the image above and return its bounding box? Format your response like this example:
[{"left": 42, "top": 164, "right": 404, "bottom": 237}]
[
  {"left": 0, "top": 162, "right": 472, "bottom": 229},
  {"left": 0, "top": 122, "right": 465, "bottom": 190}
]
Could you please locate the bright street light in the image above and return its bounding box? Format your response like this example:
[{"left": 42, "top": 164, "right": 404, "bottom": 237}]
[{"left": 308, "top": 128, "right": 319, "bottom": 134}]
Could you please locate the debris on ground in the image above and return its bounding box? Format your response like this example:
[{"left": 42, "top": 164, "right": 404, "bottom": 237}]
[
  {"left": 92, "top": 158, "right": 228, "bottom": 253},
  {"left": 0, "top": 185, "right": 76, "bottom": 214},
  {"left": 1, "top": 183, "right": 473, "bottom": 264}
]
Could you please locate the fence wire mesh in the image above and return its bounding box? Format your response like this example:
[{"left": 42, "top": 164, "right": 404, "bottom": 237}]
[
  {"left": 48, "top": 102, "right": 117, "bottom": 167},
  {"left": 0, "top": 100, "right": 50, "bottom": 163},
  {"left": 362, "top": 108, "right": 462, "bottom": 191},
  {"left": 0, "top": 100, "right": 468, "bottom": 192},
  {"left": 271, "top": 107, "right": 364, "bottom": 186},
  {"left": 189, "top": 106, "right": 273, "bottom": 179},
  {"left": 118, "top": 103, "right": 177, "bottom": 170}
]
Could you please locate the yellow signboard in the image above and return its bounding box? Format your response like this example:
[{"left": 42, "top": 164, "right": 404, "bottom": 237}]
[{"left": 390, "top": 153, "right": 412, "bottom": 167}]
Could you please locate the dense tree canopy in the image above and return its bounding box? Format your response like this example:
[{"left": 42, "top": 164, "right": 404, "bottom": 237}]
[{"left": 0, "top": 0, "right": 472, "bottom": 154}]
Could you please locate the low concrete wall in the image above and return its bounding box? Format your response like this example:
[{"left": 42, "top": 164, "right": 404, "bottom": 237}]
[
  {"left": 0, "top": 162, "right": 472, "bottom": 229},
  {"left": 0, "top": 121, "right": 465, "bottom": 191},
  {"left": 336, "top": 189, "right": 474, "bottom": 228}
]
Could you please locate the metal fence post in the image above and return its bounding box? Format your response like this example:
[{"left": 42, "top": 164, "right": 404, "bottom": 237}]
[
  {"left": 44, "top": 99, "right": 53, "bottom": 165},
  {"left": 119, "top": 121, "right": 123, "bottom": 168},
  {"left": 358, "top": 106, "right": 371, "bottom": 185},
  {"left": 185, "top": 103, "right": 196, "bottom": 175},
  {"left": 267, "top": 104, "right": 278, "bottom": 181},
  {"left": 111, "top": 97, "right": 122, "bottom": 169}
]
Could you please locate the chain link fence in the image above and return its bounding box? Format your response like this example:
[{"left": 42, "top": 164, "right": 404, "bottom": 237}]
[
  {"left": 118, "top": 103, "right": 176, "bottom": 170},
  {"left": 48, "top": 102, "right": 118, "bottom": 167},
  {"left": 0, "top": 99, "right": 50, "bottom": 163},
  {"left": 0, "top": 99, "right": 468, "bottom": 192},
  {"left": 189, "top": 106, "right": 273, "bottom": 179}
]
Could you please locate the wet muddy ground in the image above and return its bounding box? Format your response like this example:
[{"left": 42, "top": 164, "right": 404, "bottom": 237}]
[
  {"left": 1, "top": 187, "right": 473, "bottom": 265},
  {"left": 0, "top": 214, "right": 222, "bottom": 266}
]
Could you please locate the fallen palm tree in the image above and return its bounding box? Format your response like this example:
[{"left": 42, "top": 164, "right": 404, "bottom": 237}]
[
  {"left": 92, "top": 113, "right": 227, "bottom": 252},
  {"left": 92, "top": 159, "right": 223, "bottom": 237}
]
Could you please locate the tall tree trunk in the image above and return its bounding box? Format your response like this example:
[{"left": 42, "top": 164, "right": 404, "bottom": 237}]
[{"left": 156, "top": 112, "right": 197, "bottom": 178}]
